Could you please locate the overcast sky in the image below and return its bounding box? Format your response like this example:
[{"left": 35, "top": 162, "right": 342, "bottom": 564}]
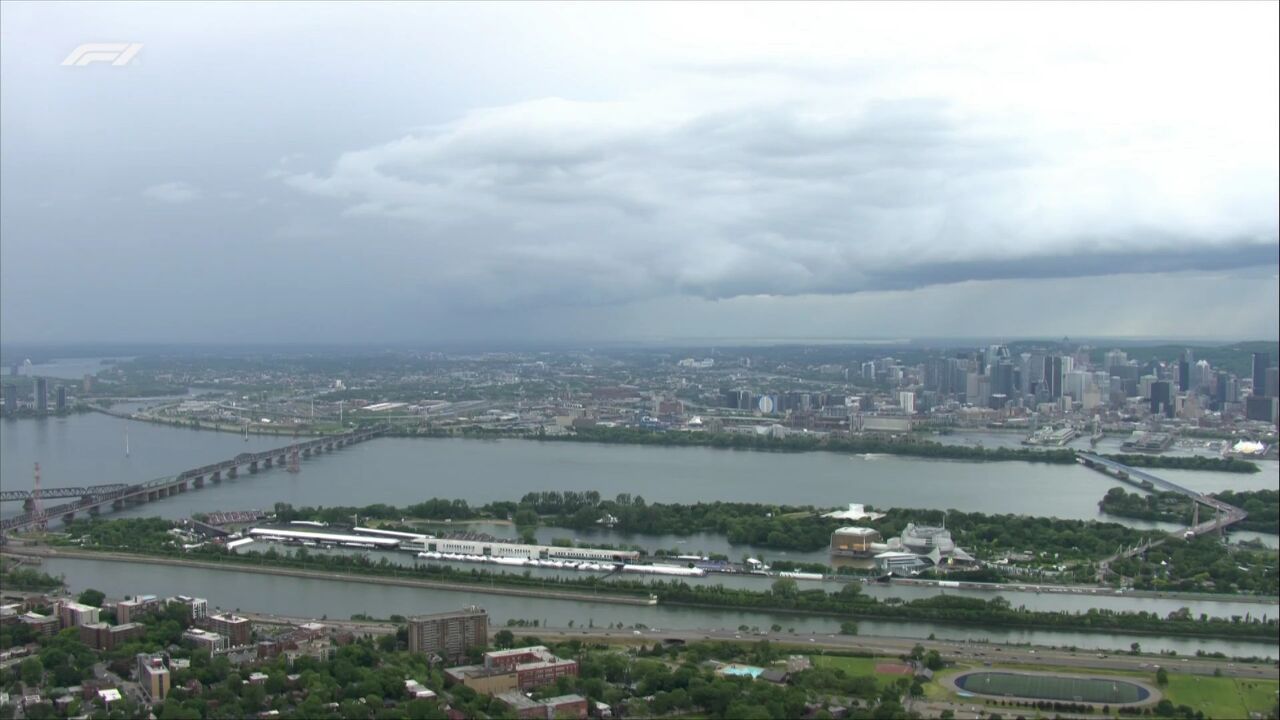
[{"left": 2, "top": 1, "right": 1276, "bottom": 345}]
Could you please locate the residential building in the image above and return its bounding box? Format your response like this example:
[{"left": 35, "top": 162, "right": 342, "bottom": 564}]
[
  {"left": 115, "top": 595, "right": 160, "bottom": 624},
  {"left": 79, "top": 622, "right": 144, "bottom": 651},
  {"left": 183, "top": 628, "right": 229, "bottom": 653},
  {"left": 407, "top": 607, "right": 488, "bottom": 663},
  {"left": 446, "top": 646, "right": 579, "bottom": 693},
  {"left": 58, "top": 601, "right": 100, "bottom": 629},
  {"left": 136, "top": 654, "right": 171, "bottom": 701},
  {"left": 170, "top": 595, "right": 208, "bottom": 623},
  {"left": 207, "top": 613, "right": 251, "bottom": 647},
  {"left": 495, "top": 692, "right": 588, "bottom": 720}
]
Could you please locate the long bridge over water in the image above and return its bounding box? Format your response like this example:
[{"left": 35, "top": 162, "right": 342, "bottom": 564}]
[
  {"left": 1075, "top": 451, "right": 1249, "bottom": 581},
  {"left": 1, "top": 426, "right": 386, "bottom": 534}
]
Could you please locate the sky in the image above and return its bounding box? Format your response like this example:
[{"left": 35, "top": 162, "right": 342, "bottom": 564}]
[{"left": 2, "top": 1, "right": 1277, "bottom": 346}]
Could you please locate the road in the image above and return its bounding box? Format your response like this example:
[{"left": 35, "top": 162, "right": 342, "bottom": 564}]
[{"left": 229, "top": 610, "right": 1277, "bottom": 682}]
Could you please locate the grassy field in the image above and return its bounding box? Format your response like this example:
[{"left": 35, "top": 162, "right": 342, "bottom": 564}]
[
  {"left": 1163, "top": 673, "right": 1279, "bottom": 719},
  {"left": 812, "top": 655, "right": 909, "bottom": 688},
  {"left": 932, "top": 662, "right": 1278, "bottom": 719}
]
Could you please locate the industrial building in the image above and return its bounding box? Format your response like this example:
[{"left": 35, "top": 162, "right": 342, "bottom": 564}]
[
  {"left": 247, "top": 527, "right": 402, "bottom": 549},
  {"left": 405, "top": 537, "right": 639, "bottom": 563},
  {"left": 407, "top": 607, "right": 488, "bottom": 663},
  {"left": 829, "top": 527, "right": 884, "bottom": 558}
]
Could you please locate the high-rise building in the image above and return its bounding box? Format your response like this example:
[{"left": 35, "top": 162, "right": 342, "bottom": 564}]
[
  {"left": 1043, "top": 356, "right": 1064, "bottom": 400},
  {"left": 898, "top": 391, "right": 915, "bottom": 415},
  {"left": 408, "top": 607, "right": 488, "bottom": 663},
  {"left": 56, "top": 386, "right": 67, "bottom": 412},
  {"left": 1177, "top": 359, "right": 1190, "bottom": 392},
  {"left": 2, "top": 384, "right": 15, "bottom": 416},
  {"left": 136, "top": 654, "right": 171, "bottom": 700},
  {"left": 1268, "top": 367, "right": 1279, "bottom": 399},
  {"left": 35, "top": 377, "right": 48, "bottom": 412},
  {"left": 1245, "top": 395, "right": 1277, "bottom": 424},
  {"left": 1150, "top": 381, "right": 1173, "bottom": 418},
  {"left": 1251, "top": 352, "right": 1269, "bottom": 394}
]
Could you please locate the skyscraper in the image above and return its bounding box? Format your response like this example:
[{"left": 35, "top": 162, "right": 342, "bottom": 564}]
[
  {"left": 1177, "top": 359, "right": 1190, "bottom": 392},
  {"left": 2, "top": 384, "right": 16, "bottom": 416},
  {"left": 1252, "top": 352, "right": 1270, "bottom": 394},
  {"left": 1150, "top": 380, "right": 1173, "bottom": 418},
  {"left": 56, "top": 385, "right": 67, "bottom": 412},
  {"left": 35, "top": 377, "right": 48, "bottom": 413}
]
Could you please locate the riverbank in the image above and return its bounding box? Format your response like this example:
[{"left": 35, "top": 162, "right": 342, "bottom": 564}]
[
  {"left": 526, "top": 427, "right": 1260, "bottom": 473},
  {"left": 0, "top": 545, "right": 655, "bottom": 606},
  {"left": 12, "top": 543, "right": 1275, "bottom": 642}
]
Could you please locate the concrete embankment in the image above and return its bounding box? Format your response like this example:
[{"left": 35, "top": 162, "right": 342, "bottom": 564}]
[{"left": 0, "top": 546, "right": 655, "bottom": 607}]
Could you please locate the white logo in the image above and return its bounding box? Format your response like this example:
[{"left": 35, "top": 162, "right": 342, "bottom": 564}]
[{"left": 61, "top": 43, "right": 143, "bottom": 67}]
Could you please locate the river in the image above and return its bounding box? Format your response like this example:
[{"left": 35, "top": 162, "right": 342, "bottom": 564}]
[
  {"left": 4, "top": 414, "right": 1274, "bottom": 523},
  {"left": 37, "top": 556, "right": 1276, "bottom": 658}
]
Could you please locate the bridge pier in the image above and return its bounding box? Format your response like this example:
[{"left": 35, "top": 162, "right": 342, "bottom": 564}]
[
  {"left": 113, "top": 499, "right": 124, "bottom": 510},
  {"left": 177, "top": 482, "right": 188, "bottom": 493},
  {"left": 194, "top": 476, "right": 204, "bottom": 489},
  {"left": 22, "top": 498, "right": 35, "bottom": 512},
  {"left": 325, "top": 442, "right": 334, "bottom": 451},
  {"left": 302, "top": 448, "right": 312, "bottom": 458},
  {"left": 277, "top": 454, "right": 287, "bottom": 466},
  {"left": 148, "top": 491, "right": 158, "bottom": 502},
  {"left": 264, "top": 457, "right": 273, "bottom": 468},
  {"left": 228, "top": 466, "right": 238, "bottom": 479},
  {"left": 249, "top": 461, "right": 259, "bottom": 474},
  {"left": 89, "top": 505, "right": 100, "bottom": 515},
  {"left": 212, "top": 470, "right": 222, "bottom": 483}
]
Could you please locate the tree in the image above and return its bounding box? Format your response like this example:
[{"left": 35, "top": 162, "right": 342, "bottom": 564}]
[
  {"left": 1156, "top": 667, "right": 1169, "bottom": 686},
  {"left": 77, "top": 588, "right": 106, "bottom": 608},
  {"left": 1130, "top": 642, "right": 1142, "bottom": 655},
  {"left": 771, "top": 578, "right": 798, "bottom": 599},
  {"left": 493, "top": 630, "right": 515, "bottom": 649},
  {"left": 20, "top": 657, "right": 44, "bottom": 685},
  {"left": 839, "top": 621, "right": 859, "bottom": 636}
]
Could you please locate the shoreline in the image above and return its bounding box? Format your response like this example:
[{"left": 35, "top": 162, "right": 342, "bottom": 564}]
[
  {"left": 1, "top": 546, "right": 655, "bottom": 607},
  {"left": 10, "top": 545, "right": 1276, "bottom": 643}
]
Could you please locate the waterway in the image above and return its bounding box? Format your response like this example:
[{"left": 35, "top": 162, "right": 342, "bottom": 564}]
[
  {"left": 239, "top": 538, "right": 1278, "bottom": 620},
  {"left": 38, "top": 556, "right": 1277, "bottom": 658},
  {"left": 5, "top": 412, "right": 1274, "bottom": 520}
]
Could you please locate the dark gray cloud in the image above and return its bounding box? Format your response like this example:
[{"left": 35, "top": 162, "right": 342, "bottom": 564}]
[{"left": 0, "top": 2, "right": 1276, "bottom": 343}]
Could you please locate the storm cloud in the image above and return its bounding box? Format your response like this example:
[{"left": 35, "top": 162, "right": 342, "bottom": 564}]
[{"left": 1, "top": 1, "right": 1276, "bottom": 343}]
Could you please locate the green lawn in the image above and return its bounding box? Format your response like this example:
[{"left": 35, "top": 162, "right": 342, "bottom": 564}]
[
  {"left": 1164, "top": 674, "right": 1279, "bottom": 719},
  {"left": 812, "top": 655, "right": 908, "bottom": 687}
]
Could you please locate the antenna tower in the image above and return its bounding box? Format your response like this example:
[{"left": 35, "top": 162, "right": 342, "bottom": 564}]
[{"left": 32, "top": 463, "right": 46, "bottom": 528}]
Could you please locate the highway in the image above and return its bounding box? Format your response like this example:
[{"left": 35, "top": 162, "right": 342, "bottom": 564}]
[{"left": 228, "top": 610, "right": 1277, "bottom": 681}]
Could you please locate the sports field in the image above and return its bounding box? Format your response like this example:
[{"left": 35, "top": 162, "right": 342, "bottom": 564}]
[{"left": 954, "top": 671, "right": 1150, "bottom": 704}]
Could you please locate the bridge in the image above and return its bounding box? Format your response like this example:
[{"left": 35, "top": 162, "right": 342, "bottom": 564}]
[
  {"left": 1075, "top": 451, "right": 1248, "bottom": 537},
  {"left": 1, "top": 426, "right": 387, "bottom": 534},
  {"left": 1, "top": 484, "right": 130, "bottom": 503},
  {"left": 1076, "top": 451, "right": 1249, "bottom": 581}
]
